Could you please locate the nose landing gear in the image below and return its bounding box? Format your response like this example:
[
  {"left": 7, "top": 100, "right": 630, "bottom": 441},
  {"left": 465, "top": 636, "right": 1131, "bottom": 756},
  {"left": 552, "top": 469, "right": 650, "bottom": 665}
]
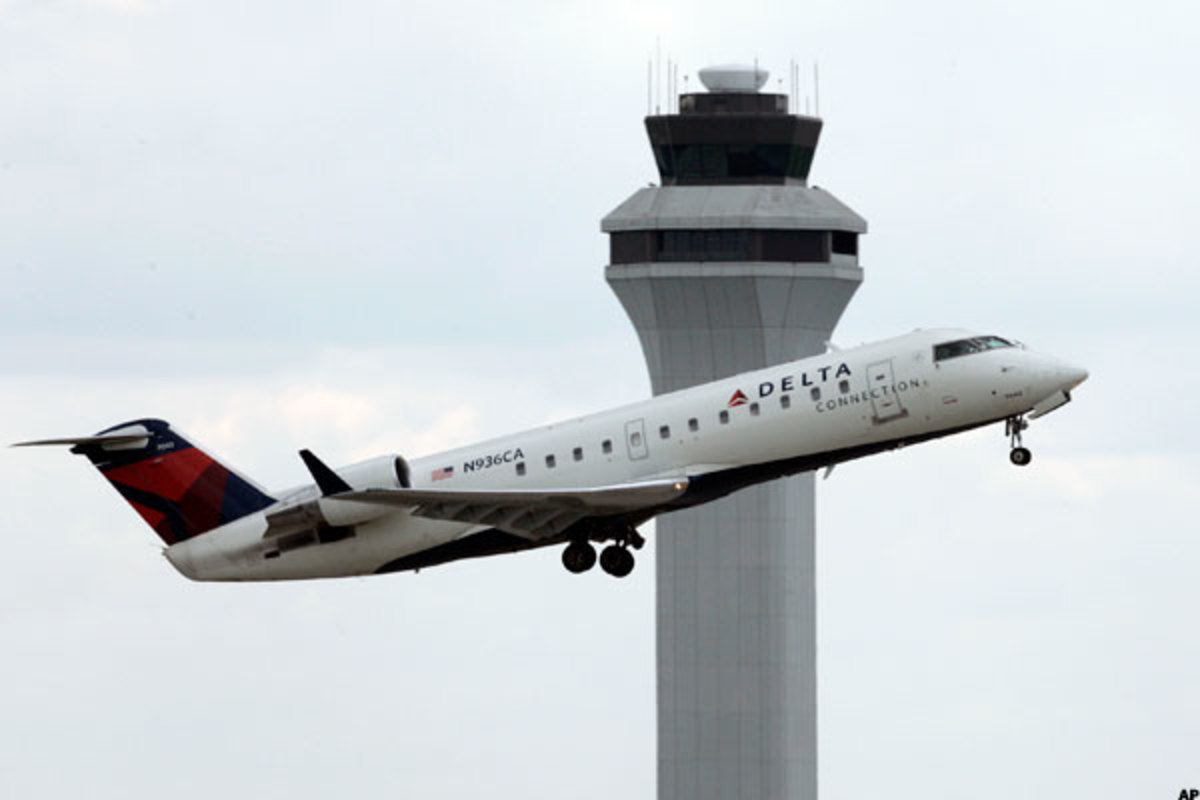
[
  {"left": 1006, "top": 415, "right": 1032, "bottom": 466},
  {"left": 1010, "top": 447, "right": 1032, "bottom": 466}
]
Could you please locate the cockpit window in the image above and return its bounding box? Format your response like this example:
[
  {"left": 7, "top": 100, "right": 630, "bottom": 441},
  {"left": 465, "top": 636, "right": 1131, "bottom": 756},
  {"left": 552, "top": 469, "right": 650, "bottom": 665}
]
[{"left": 933, "top": 336, "right": 1014, "bottom": 362}]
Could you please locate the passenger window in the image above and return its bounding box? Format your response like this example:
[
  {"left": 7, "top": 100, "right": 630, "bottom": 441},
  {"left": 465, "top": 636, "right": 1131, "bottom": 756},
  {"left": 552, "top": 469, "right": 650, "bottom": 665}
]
[
  {"left": 839, "top": 380, "right": 850, "bottom": 394},
  {"left": 573, "top": 447, "right": 583, "bottom": 462},
  {"left": 719, "top": 410, "right": 729, "bottom": 425},
  {"left": 631, "top": 432, "right": 642, "bottom": 447},
  {"left": 659, "top": 424, "right": 670, "bottom": 439},
  {"left": 688, "top": 418, "right": 699, "bottom": 432},
  {"left": 516, "top": 462, "right": 526, "bottom": 476},
  {"left": 749, "top": 402, "right": 760, "bottom": 416},
  {"left": 545, "top": 454, "right": 556, "bottom": 469},
  {"left": 602, "top": 439, "right": 613, "bottom": 454},
  {"left": 810, "top": 387, "right": 821, "bottom": 401},
  {"left": 781, "top": 395, "right": 791, "bottom": 409}
]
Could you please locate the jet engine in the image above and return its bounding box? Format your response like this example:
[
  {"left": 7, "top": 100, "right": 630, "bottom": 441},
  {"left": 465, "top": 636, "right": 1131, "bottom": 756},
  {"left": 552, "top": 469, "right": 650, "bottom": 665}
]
[{"left": 265, "top": 454, "right": 411, "bottom": 546}]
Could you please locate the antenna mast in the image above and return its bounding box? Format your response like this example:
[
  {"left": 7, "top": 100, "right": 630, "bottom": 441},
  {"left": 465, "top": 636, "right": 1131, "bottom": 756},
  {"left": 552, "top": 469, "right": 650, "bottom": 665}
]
[
  {"left": 655, "top": 37, "right": 661, "bottom": 114},
  {"left": 814, "top": 61, "right": 820, "bottom": 117},
  {"left": 647, "top": 58, "right": 652, "bottom": 115}
]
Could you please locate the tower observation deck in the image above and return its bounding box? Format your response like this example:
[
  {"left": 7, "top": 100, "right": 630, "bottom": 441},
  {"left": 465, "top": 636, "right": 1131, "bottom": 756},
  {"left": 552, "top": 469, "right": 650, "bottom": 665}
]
[{"left": 602, "top": 64, "right": 866, "bottom": 800}]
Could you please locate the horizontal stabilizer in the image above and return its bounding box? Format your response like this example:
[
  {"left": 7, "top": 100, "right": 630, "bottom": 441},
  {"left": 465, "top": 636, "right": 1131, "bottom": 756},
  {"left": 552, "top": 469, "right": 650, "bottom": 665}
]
[
  {"left": 12, "top": 433, "right": 150, "bottom": 450},
  {"left": 335, "top": 478, "right": 690, "bottom": 540}
]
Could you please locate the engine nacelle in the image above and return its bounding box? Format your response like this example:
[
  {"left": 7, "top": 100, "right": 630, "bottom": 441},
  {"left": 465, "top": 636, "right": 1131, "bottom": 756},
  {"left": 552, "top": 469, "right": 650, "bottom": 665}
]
[
  {"left": 265, "top": 454, "right": 411, "bottom": 535},
  {"left": 333, "top": 454, "right": 411, "bottom": 490}
]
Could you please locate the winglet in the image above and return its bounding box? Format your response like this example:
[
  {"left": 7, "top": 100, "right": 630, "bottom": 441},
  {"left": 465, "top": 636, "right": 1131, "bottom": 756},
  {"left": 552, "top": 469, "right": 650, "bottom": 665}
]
[{"left": 298, "top": 449, "right": 353, "bottom": 496}]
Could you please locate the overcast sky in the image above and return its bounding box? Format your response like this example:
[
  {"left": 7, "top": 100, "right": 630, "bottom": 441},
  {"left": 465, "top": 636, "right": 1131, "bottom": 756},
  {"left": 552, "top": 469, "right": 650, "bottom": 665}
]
[{"left": 2, "top": 1, "right": 1198, "bottom": 798}]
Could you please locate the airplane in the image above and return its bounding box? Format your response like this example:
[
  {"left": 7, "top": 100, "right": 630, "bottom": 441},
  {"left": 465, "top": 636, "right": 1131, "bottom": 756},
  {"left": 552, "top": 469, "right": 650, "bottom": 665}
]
[{"left": 15, "top": 328, "right": 1087, "bottom": 582}]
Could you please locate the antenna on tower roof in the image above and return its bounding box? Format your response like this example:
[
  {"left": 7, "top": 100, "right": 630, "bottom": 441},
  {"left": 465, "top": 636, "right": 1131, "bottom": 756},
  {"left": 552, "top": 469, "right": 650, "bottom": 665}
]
[
  {"left": 655, "top": 37, "right": 661, "bottom": 114},
  {"left": 793, "top": 58, "right": 799, "bottom": 112},
  {"left": 787, "top": 59, "right": 796, "bottom": 113},
  {"left": 814, "top": 60, "right": 821, "bottom": 117},
  {"left": 788, "top": 58, "right": 794, "bottom": 110},
  {"left": 646, "top": 58, "right": 652, "bottom": 115},
  {"left": 668, "top": 56, "right": 674, "bottom": 113}
]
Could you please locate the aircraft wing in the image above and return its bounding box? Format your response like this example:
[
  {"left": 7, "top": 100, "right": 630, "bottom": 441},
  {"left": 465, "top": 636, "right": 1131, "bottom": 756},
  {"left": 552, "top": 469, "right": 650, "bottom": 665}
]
[{"left": 335, "top": 478, "right": 689, "bottom": 540}]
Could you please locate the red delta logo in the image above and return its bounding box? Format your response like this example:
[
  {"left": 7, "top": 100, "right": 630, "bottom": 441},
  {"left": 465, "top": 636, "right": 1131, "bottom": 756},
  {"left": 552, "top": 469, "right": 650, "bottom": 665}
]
[{"left": 727, "top": 389, "right": 749, "bottom": 408}]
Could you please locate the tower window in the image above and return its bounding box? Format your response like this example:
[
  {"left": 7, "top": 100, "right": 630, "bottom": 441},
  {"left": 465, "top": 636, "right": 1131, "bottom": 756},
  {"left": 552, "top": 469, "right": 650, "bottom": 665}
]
[
  {"left": 831, "top": 231, "right": 858, "bottom": 256},
  {"left": 611, "top": 229, "right": 843, "bottom": 265},
  {"left": 650, "top": 141, "right": 816, "bottom": 183},
  {"left": 759, "top": 230, "right": 829, "bottom": 262},
  {"left": 655, "top": 229, "right": 750, "bottom": 262}
]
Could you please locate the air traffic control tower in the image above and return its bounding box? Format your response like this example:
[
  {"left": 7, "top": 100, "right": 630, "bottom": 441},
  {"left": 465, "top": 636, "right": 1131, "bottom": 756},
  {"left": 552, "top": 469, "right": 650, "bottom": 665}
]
[{"left": 602, "top": 65, "right": 866, "bottom": 800}]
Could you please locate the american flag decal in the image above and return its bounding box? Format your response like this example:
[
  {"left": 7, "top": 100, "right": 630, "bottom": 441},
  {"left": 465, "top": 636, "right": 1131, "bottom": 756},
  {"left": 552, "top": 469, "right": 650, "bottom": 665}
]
[{"left": 431, "top": 466, "right": 454, "bottom": 481}]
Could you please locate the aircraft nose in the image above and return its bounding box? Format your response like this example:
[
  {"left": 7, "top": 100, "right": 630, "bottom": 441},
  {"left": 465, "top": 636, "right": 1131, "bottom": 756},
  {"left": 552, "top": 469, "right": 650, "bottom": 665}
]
[{"left": 1057, "top": 362, "right": 1089, "bottom": 391}]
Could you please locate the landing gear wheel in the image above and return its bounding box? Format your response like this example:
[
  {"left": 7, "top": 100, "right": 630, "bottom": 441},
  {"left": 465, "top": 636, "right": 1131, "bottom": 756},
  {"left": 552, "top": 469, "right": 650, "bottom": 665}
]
[
  {"left": 599, "top": 544, "right": 635, "bottom": 578},
  {"left": 562, "top": 541, "right": 597, "bottom": 574},
  {"left": 1009, "top": 446, "right": 1032, "bottom": 467}
]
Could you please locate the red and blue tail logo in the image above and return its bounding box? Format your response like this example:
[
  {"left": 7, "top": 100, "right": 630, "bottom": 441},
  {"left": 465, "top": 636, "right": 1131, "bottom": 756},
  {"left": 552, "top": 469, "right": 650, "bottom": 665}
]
[{"left": 72, "top": 419, "right": 275, "bottom": 544}]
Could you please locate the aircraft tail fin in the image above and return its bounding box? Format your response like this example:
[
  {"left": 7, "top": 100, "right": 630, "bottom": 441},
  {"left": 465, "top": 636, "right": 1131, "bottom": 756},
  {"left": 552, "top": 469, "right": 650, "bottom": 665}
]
[{"left": 15, "top": 418, "right": 276, "bottom": 544}]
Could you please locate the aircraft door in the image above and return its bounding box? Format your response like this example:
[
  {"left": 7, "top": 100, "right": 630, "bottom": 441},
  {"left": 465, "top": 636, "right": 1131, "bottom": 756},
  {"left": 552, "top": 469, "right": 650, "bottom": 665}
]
[
  {"left": 867, "top": 359, "right": 908, "bottom": 423},
  {"left": 625, "top": 419, "right": 649, "bottom": 461}
]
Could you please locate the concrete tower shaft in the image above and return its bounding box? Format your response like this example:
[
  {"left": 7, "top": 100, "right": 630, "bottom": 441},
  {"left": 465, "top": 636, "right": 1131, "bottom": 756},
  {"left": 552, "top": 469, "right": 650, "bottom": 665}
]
[{"left": 602, "top": 69, "right": 865, "bottom": 800}]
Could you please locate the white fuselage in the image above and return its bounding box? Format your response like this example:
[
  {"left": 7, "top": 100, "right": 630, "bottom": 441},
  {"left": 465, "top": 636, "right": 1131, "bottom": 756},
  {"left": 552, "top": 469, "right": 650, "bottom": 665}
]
[{"left": 165, "top": 329, "right": 1087, "bottom": 581}]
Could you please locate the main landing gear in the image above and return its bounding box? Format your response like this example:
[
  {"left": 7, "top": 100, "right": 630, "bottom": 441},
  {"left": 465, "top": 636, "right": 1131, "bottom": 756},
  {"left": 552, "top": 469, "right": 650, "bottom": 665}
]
[
  {"left": 561, "top": 527, "right": 644, "bottom": 578},
  {"left": 599, "top": 545, "right": 635, "bottom": 578},
  {"left": 561, "top": 540, "right": 596, "bottom": 574},
  {"left": 1006, "top": 415, "right": 1032, "bottom": 466}
]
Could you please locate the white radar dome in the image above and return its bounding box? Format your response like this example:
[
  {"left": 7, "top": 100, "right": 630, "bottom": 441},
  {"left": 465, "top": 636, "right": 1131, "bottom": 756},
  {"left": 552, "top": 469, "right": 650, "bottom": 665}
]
[{"left": 698, "top": 64, "right": 770, "bottom": 93}]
